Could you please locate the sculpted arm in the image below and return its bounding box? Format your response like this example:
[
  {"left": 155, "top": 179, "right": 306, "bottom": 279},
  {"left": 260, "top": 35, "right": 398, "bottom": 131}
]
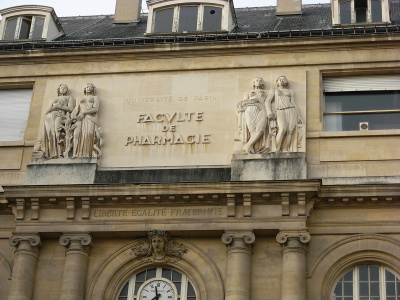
[
  {"left": 45, "top": 100, "right": 56, "bottom": 114},
  {"left": 265, "top": 88, "right": 275, "bottom": 118},
  {"left": 83, "top": 96, "right": 99, "bottom": 115}
]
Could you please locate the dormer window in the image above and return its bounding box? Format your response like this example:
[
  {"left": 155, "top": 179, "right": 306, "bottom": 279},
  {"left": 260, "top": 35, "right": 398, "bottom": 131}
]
[
  {"left": 334, "top": 0, "right": 390, "bottom": 25},
  {"left": 146, "top": 0, "right": 236, "bottom": 35},
  {"left": 152, "top": 5, "right": 223, "bottom": 33},
  {"left": 0, "top": 5, "right": 64, "bottom": 41},
  {"left": 4, "top": 15, "right": 45, "bottom": 40}
]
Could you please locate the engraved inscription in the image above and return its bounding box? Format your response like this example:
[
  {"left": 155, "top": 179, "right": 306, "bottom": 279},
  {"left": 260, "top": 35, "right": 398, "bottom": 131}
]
[{"left": 92, "top": 207, "right": 225, "bottom": 219}]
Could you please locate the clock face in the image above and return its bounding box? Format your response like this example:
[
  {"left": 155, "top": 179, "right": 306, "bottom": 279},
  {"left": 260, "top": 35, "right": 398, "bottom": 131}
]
[{"left": 137, "top": 278, "right": 177, "bottom": 300}]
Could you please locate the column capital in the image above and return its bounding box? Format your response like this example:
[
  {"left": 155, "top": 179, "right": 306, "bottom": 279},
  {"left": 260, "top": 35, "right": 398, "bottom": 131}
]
[
  {"left": 59, "top": 233, "right": 92, "bottom": 247},
  {"left": 9, "top": 233, "right": 42, "bottom": 248},
  {"left": 221, "top": 231, "right": 255, "bottom": 245},
  {"left": 276, "top": 229, "right": 310, "bottom": 245}
]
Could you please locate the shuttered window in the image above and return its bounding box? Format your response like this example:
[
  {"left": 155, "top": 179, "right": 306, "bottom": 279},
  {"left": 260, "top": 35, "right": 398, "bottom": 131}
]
[
  {"left": 323, "top": 75, "right": 400, "bottom": 131},
  {"left": 0, "top": 89, "right": 33, "bottom": 141}
]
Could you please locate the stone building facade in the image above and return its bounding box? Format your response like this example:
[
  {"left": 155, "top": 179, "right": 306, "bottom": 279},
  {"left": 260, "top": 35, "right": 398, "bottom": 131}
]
[{"left": 0, "top": 0, "right": 399, "bottom": 299}]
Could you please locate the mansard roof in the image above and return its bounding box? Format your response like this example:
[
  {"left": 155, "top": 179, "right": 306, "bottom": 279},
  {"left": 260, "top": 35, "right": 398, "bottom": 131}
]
[{"left": 0, "top": 1, "right": 399, "bottom": 51}]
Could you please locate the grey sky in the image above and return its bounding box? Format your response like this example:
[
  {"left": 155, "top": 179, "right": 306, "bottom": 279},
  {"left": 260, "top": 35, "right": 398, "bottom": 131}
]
[{"left": 0, "top": 0, "right": 330, "bottom": 17}]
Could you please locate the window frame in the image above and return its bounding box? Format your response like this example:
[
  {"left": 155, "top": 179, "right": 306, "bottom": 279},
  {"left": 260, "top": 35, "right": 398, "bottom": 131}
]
[
  {"left": 333, "top": 0, "right": 390, "bottom": 25},
  {"left": 151, "top": 4, "right": 224, "bottom": 34},
  {"left": 322, "top": 75, "right": 400, "bottom": 132},
  {"left": 3, "top": 15, "right": 46, "bottom": 40},
  {"left": 117, "top": 267, "right": 197, "bottom": 300},
  {"left": 332, "top": 265, "right": 400, "bottom": 299}
]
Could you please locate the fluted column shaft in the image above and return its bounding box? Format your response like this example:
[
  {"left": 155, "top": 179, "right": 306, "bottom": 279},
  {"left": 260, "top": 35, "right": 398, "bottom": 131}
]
[
  {"left": 59, "top": 233, "right": 92, "bottom": 300},
  {"left": 222, "top": 231, "right": 255, "bottom": 300},
  {"left": 8, "top": 234, "right": 41, "bottom": 300},
  {"left": 277, "top": 230, "right": 310, "bottom": 300}
]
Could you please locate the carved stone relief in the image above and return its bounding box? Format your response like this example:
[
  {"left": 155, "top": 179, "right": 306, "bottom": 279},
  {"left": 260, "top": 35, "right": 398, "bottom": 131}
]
[
  {"left": 34, "top": 83, "right": 103, "bottom": 159},
  {"left": 130, "top": 230, "right": 188, "bottom": 263},
  {"left": 235, "top": 76, "right": 304, "bottom": 154}
]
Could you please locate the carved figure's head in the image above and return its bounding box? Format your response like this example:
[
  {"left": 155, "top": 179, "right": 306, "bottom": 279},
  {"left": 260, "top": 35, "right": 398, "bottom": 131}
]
[
  {"left": 148, "top": 230, "right": 168, "bottom": 259},
  {"left": 252, "top": 77, "right": 265, "bottom": 89},
  {"left": 276, "top": 76, "right": 289, "bottom": 88},
  {"left": 84, "top": 83, "right": 96, "bottom": 95},
  {"left": 57, "top": 84, "right": 69, "bottom": 96}
]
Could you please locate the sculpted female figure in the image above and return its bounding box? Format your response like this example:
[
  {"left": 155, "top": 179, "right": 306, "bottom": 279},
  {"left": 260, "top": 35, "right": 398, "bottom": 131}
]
[
  {"left": 72, "top": 83, "right": 101, "bottom": 158},
  {"left": 267, "top": 76, "right": 302, "bottom": 152},
  {"left": 42, "top": 84, "right": 75, "bottom": 158},
  {"left": 236, "top": 77, "right": 270, "bottom": 154},
  {"left": 147, "top": 230, "right": 168, "bottom": 261}
]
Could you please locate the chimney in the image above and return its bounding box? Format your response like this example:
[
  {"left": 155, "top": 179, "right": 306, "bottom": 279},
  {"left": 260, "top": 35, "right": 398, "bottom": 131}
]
[
  {"left": 276, "top": 0, "right": 302, "bottom": 15},
  {"left": 114, "top": 0, "right": 142, "bottom": 23}
]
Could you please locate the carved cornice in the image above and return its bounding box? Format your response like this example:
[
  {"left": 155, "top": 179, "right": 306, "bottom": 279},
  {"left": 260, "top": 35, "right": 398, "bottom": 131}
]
[{"left": 276, "top": 229, "right": 310, "bottom": 244}]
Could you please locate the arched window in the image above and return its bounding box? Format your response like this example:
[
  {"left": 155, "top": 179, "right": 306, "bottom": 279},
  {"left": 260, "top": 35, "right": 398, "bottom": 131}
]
[
  {"left": 117, "top": 267, "right": 197, "bottom": 300},
  {"left": 332, "top": 265, "right": 400, "bottom": 299}
]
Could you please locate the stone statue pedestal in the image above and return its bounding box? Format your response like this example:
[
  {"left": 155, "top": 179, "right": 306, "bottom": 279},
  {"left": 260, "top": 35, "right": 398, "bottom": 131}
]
[
  {"left": 231, "top": 152, "right": 307, "bottom": 181},
  {"left": 25, "top": 158, "right": 98, "bottom": 185}
]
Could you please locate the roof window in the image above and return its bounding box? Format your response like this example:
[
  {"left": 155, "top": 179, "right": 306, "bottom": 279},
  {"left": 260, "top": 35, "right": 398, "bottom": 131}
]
[
  {"left": 146, "top": 0, "right": 236, "bottom": 35},
  {"left": 0, "top": 5, "right": 64, "bottom": 41},
  {"left": 333, "top": 0, "right": 390, "bottom": 25}
]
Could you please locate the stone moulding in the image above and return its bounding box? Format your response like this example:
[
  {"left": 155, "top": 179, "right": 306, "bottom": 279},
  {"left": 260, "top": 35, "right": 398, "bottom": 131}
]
[
  {"left": 0, "top": 251, "right": 12, "bottom": 279},
  {"left": 86, "top": 238, "right": 224, "bottom": 300},
  {"left": 9, "top": 233, "right": 41, "bottom": 247},
  {"left": 221, "top": 231, "right": 256, "bottom": 245},
  {"left": 276, "top": 229, "right": 311, "bottom": 244}
]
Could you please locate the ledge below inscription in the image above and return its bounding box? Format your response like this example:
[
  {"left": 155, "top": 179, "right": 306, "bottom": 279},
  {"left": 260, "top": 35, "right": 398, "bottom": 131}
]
[
  {"left": 231, "top": 152, "right": 307, "bottom": 181},
  {"left": 25, "top": 158, "right": 98, "bottom": 185}
]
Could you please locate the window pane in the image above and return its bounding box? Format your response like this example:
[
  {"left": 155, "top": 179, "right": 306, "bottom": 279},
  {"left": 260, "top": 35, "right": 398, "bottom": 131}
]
[
  {"left": 187, "top": 282, "right": 196, "bottom": 297},
  {"left": 134, "top": 282, "right": 142, "bottom": 294},
  {"left": 174, "top": 282, "right": 181, "bottom": 294},
  {"left": 162, "top": 268, "right": 172, "bottom": 280},
  {"left": 359, "top": 282, "right": 369, "bottom": 296},
  {"left": 386, "top": 270, "right": 396, "bottom": 281},
  {"left": 119, "top": 282, "right": 129, "bottom": 297},
  {"left": 334, "top": 282, "right": 343, "bottom": 296},
  {"left": 32, "top": 17, "right": 45, "bottom": 39},
  {"left": 325, "top": 91, "right": 400, "bottom": 113},
  {"left": 19, "top": 17, "right": 32, "bottom": 39},
  {"left": 136, "top": 270, "right": 146, "bottom": 282},
  {"left": 172, "top": 270, "right": 182, "bottom": 282},
  {"left": 4, "top": 18, "right": 18, "bottom": 40},
  {"left": 344, "top": 270, "right": 353, "bottom": 281},
  {"left": 178, "top": 6, "right": 198, "bottom": 32},
  {"left": 146, "top": 268, "right": 157, "bottom": 279},
  {"left": 370, "top": 282, "right": 379, "bottom": 296},
  {"left": 371, "top": 0, "right": 382, "bottom": 22},
  {"left": 340, "top": 1, "right": 352, "bottom": 24},
  {"left": 203, "top": 6, "right": 222, "bottom": 31},
  {"left": 153, "top": 8, "right": 174, "bottom": 33},
  {"left": 387, "top": 282, "right": 396, "bottom": 296},
  {"left": 344, "top": 282, "right": 353, "bottom": 296},
  {"left": 355, "top": 0, "right": 367, "bottom": 22},
  {"left": 325, "top": 112, "right": 400, "bottom": 131},
  {"left": 0, "top": 89, "right": 33, "bottom": 141},
  {"left": 370, "top": 266, "right": 379, "bottom": 281}
]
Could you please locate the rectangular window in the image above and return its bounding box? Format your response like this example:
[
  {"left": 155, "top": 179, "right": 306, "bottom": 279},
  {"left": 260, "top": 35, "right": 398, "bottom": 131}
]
[
  {"left": 0, "top": 89, "right": 33, "bottom": 141},
  {"left": 323, "top": 75, "right": 400, "bottom": 131},
  {"left": 178, "top": 6, "right": 198, "bottom": 32},
  {"left": 340, "top": 1, "right": 352, "bottom": 24},
  {"left": 32, "top": 17, "right": 45, "bottom": 39},
  {"left": 371, "top": 0, "right": 382, "bottom": 22},
  {"left": 4, "top": 18, "right": 18, "bottom": 40},
  {"left": 203, "top": 6, "right": 222, "bottom": 31},
  {"left": 153, "top": 8, "right": 174, "bottom": 33},
  {"left": 355, "top": 0, "right": 367, "bottom": 22}
]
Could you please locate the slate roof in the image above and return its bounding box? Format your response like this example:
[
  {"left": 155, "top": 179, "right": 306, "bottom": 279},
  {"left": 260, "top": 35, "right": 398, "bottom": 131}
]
[
  {"left": 55, "top": 2, "right": 400, "bottom": 41},
  {"left": 0, "top": 1, "right": 399, "bottom": 51}
]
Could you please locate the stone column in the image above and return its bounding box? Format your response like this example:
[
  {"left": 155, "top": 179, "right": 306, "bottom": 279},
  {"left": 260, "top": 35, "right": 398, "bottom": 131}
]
[
  {"left": 221, "top": 231, "right": 255, "bottom": 300},
  {"left": 59, "top": 233, "right": 92, "bottom": 300},
  {"left": 276, "top": 229, "right": 310, "bottom": 300},
  {"left": 8, "top": 233, "right": 42, "bottom": 300}
]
